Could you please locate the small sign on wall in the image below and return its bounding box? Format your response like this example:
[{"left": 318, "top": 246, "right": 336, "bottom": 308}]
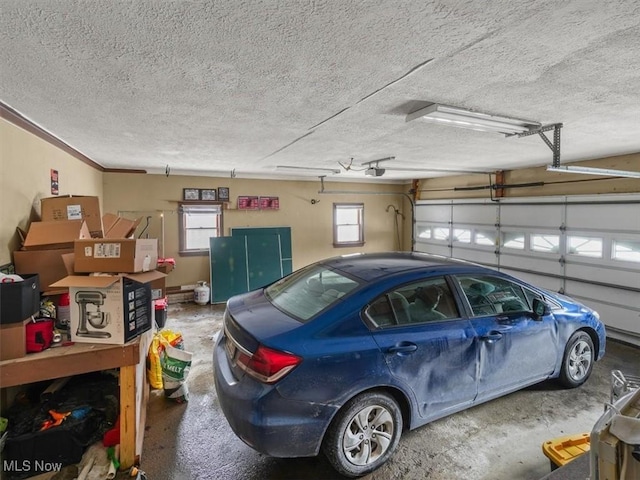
[
  {"left": 51, "top": 169, "right": 59, "bottom": 195},
  {"left": 237, "top": 196, "right": 260, "bottom": 210},
  {"left": 259, "top": 196, "right": 279, "bottom": 210}
]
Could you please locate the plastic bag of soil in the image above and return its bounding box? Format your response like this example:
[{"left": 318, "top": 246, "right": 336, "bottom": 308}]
[{"left": 160, "top": 344, "right": 193, "bottom": 403}]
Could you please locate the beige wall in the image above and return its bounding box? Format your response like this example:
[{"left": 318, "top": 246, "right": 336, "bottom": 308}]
[
  {"left": 0, "top": 118, "right": 103, "bottom": 265},
  {"left": 417, "top": 153, "right": 640, "bottom": 200},
  {"left": 103, "top": 173, "right": 411, "bottom": 288}
]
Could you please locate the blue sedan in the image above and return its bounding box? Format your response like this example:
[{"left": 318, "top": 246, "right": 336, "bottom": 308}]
[{"left": 214, "top": 252, "right": 606, "bottom": 477}]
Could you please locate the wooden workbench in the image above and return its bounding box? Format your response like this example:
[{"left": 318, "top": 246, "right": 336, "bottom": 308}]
[{"left": 0, "top": 330, "right": 152, "bottom": 469}]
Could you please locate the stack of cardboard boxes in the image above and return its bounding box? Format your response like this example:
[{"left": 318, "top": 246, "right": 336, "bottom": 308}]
[{"left": 10, "top": 195, "right": 165, "bottom": 348}]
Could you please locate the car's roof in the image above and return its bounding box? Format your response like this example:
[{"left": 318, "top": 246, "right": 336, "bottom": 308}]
[{"left": 320, "top": 252, "right": 487, "bottom": 282}]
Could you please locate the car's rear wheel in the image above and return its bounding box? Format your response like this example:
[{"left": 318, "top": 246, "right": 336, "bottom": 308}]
[
  {"left": 559, "top": 331, "right": 594, "bottom": 388},
  {"left": 322, "top": 391, "right": 402, "bottom": 478}
]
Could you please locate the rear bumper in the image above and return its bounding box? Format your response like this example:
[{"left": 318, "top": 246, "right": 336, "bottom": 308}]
[{"left": 213, "top": 337, "right": 338, "bottom": 458}]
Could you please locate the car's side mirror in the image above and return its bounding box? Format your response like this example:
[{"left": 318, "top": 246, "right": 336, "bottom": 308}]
[{"left": 532, "top": 298, "right": 551, "bottom": 320}]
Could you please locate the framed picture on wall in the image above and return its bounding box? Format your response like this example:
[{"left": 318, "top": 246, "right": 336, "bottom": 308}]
[
  {"left": 200, "top": 189, "right": 217, "bottom": 201},
  {"left": 218, "top": 187, "right": 230, "bottom": 201},
  {"left": 183, "top": 188, "right": 200, "bottom": 201}
]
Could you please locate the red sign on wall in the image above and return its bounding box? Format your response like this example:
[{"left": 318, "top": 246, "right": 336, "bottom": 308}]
[{"left": 51, "top": 169, "right": 59, "bottom": 195}]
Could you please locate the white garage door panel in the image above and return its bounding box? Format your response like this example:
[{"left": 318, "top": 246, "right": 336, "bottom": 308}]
[
  {"left": 564, "top": 281, "right": 638, "bottom": 310},
  {"left": 452, "top": 247, "right": 496, "bottom": 266},
  {"left": 579, "top": 301, "right": 639, "bottom": 343},
  {"left": 452, "top": 204, "right": 497, "bottom": 225},
  {"left": 500, "top": 254, "right": 563, "bottom": 276},
  {"left": 565, "top": 263, "right": 638, "bottom": 290},
  {"left": 567, "top": 203, "right": 640, "bottom": 231},
  {"left": 500, "top": 204, "right": 561, "bottom": 228},
  {"left": 415, "top": 241, "right": 450, "bottom": 257},
  {"left": 501, "top": 269, "right": 562, "bottom": 293},
  {"left": 415, "top": 204, "right": 450, "bottom": 223}
]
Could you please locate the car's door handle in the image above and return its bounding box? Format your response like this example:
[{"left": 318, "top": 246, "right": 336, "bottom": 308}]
[
  {"left": 481, "top": 331, "right": 503, "bottom": 343},
  {"left": 388, "top": 343, "right": 418, "bottom": 354}
]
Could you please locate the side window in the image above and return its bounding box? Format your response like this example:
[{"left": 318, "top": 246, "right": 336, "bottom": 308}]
[
  {"left": 365, "top": 293, "right": 410, "bottom": 328},
  {"left": 333, "top": 203, "right": 364, "bottom": 247},
  {"left": 179, "top": 203, "right": 222, "bottom": 256},
  {"left": 457, "top": 276, "right": 530, "bottom": 317},
  {"left": 365, "top": 277, "right": 459, "bottom": 328}
]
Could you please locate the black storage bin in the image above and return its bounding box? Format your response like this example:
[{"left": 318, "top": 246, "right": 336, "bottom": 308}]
[
  {"left": 2, "top": 428, "right": 84, "bottom": 479},
  {"left": 0, "top": 274, "right": 40, "bottom": 324}
]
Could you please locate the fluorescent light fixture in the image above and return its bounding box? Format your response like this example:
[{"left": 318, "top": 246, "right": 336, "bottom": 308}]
[
  {"left": 276, "top": 165, "right": 340, "bottom": 175},
  {"left": 546, "top": 165, "right": 640, "bottom": 178},
  {"left": 406, "top": 104, "right": 541, "bottom": 135}
]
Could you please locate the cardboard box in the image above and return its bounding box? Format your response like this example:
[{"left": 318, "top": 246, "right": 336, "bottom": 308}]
[
  {"left": 102, "top": 213, "right": 142, "bottom": 239},
  {"left": 22, "top": 220, "right": 90, "bottom": 251},
  {"left": 41, "top": 195, "right": 103, "bottom": 238},
  {"left": 13, "top": 249, "right": 74, "bottom": 291},
  {"left": 0, "top": 318, "right": 29, "bottom": 360},
  {"left": 150, "top": 275, "right": 166, "bottom": 299},
  {"left": 50, "top": 271, "right": 166, "bottom": 345},
  {"left": 0, "top": 274, "right": 40, "bottom": 325},
  {"left": 74, "top": 239, "right": 158, "bottom": 273}
]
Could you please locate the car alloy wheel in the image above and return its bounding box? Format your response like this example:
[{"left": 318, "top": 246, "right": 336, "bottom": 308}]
[
  {"left": 559, "top": 331, "right": 594, "bottom": 388},
  {"left": 323, "top": 391, "right": 402, "bottom": 478}
]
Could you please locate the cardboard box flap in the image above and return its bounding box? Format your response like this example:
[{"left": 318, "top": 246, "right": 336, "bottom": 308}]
[
  {"left": 51, "top": 270, "right": 166, "bottom": 289},
  {"left": 61, "top": 253, "right": 75, "bottom": 275},
  {"left": 23, "top": 220, "right": 90, "bottom": 249},
  {"left": 102, "top": 213, "right": 119, "bottom": 235},
  {"left": 51, "top": 275, "right": 121, "bottom": 289},
  {"left": 122, "top": 270, "right": 166, "bottom": 283},
  {"left": 103, "top": 214, "right": 142, "bottom": 239}
]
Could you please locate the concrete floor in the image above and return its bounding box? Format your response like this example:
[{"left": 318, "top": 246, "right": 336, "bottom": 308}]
[{"left": 139, "top": 302, "right": 640, "bottom": 480}]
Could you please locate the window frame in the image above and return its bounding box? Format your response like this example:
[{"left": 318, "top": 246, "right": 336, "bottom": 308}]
[
  {"left": 333, "top": 203, "right": 365, "bottom": 247},
  {"left": 456, "top": 275, "right": 531, "bottom": 318},
  {"left": 363, "top": 276, "right": 461, "bottom": 329},
  {"left": 178, "top": 202, "right": 223, "bottom": 256}
]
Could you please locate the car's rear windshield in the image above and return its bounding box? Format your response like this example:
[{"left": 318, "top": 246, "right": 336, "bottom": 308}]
[{"left": 265, "top": 264, "right": 361, "bottom": 322}]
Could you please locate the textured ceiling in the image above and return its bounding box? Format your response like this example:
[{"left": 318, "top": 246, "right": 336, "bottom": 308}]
[{"left": 1, "top": 0, "right": 640, "bottom": 183}]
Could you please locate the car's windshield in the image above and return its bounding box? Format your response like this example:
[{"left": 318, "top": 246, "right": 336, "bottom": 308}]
[{"left": 265, "top": 264, "right": 361, "bottom": 322}]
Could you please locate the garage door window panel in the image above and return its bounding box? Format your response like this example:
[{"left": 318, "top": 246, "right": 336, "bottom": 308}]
[
  {"left": 612, "top": 239, "right": 640, "bottom": 263},
  {"left": 567, "top": 236, "right": 603, "bottom": 258},
  {"left": 531, "top": 234, "right": 560, "bottom": 253},
  {"left": 433, "top": 227, "right": 450, "bottom": 241},
  {"left": 475, "top": 229, "right": 496, "bottom": 247},
  {"left": 453, "top": 228, "right": 471, "bottom": 244},
  {"left": 417, "top": 225, "right": 432, "bottom": 239},
  {"left": 502, "top": 232, "right": 525, "bottom": 250}
]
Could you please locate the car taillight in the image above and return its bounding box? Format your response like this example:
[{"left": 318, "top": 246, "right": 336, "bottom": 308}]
[{"left": 236, "top": 345, "right": 302, "bottom": 384}]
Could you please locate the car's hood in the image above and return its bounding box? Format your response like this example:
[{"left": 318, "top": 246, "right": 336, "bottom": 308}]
[{"left": 227, "top": 289, "right": 303, "bottom": 342}]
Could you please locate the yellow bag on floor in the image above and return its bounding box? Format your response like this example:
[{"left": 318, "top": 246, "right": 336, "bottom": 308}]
[{"left": 147, "top": 330, "right": 184, "bottom": 389}]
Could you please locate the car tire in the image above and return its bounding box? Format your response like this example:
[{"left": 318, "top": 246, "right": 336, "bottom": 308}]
[
  {"left": 322, "top": 391, "right": 402, "bottom": 478},
  {"left": 559, "top": 331, "right": 594, "bottom": 388}
]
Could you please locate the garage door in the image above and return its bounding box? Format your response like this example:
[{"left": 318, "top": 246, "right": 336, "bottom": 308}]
[{"left": 415, "top": 194, "right": 640, "bottom": 346}]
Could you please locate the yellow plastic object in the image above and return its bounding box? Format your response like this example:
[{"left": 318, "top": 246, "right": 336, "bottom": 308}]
[
  {"left": 542, "top": 432, "right": 591, "bottom": 470},
  {"left": 147, "top": 330, "right": 184, "bottom": 389}
]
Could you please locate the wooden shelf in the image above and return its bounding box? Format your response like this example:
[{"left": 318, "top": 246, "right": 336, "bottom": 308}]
[
  {"left": 0, "top": 332, "right": 152, "bottom": 469},
  {"left": 0, "top": 340, "right": 140, "bottom": 388}
]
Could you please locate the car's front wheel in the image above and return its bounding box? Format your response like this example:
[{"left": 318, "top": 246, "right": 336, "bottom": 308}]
[
  {"left": 559, "top": 331, "right": 594, "bottom": 388},
  {"left": 322, "top": 391, "right": 402, "bottom": 478}
]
